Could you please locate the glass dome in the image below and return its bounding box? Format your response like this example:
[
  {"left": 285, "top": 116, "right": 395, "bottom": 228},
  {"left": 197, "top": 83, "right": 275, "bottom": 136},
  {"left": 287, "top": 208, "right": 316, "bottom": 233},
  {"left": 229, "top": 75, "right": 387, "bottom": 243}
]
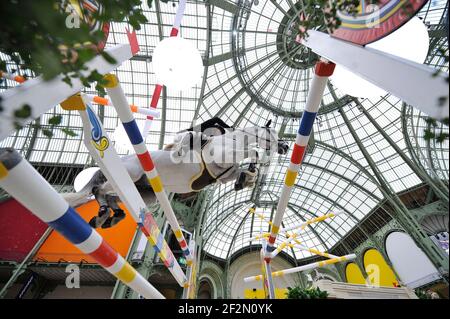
[{"left": 0, "top": 0, "right": 448, "bottom": 262}]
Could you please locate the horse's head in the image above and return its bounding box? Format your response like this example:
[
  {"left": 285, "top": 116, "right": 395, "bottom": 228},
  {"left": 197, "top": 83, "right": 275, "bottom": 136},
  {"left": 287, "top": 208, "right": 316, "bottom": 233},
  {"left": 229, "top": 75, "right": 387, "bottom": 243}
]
[
  {"left": 237, "top": 126, "right": 289, "bottom": 156},
  {"left": 203, "top": 125, "right": 289, "bottom": 166}
]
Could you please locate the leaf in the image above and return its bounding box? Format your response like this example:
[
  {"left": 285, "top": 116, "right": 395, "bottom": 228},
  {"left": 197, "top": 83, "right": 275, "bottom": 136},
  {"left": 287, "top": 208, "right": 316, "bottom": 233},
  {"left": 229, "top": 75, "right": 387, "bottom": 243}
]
[
  {"left": 436, "top": 132, "right": 449, "bottom": 144},
  {"left": 61, "top": 128, "right": 77, "bottom": 137},
  {"left": 48, "top": 115, "right": 63, "bottom": 126},
  {"left": 14, "top": 104, "right": 32, "bottom": 119},
  {"left": 42, "top": 129, "right": 53, "bottom": 138},
  {"left": 423, "top": 129, "right": 435, "bottom": 141},
  {"left": 101, "top": 51, "right": 117, "bottom": 65}
]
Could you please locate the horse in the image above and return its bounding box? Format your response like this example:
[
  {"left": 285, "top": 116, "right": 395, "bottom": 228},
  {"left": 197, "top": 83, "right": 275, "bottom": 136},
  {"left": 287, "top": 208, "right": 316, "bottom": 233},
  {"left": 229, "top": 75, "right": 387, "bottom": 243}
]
[{"left": 64, "top": 118, "right": 289, "bottom": 228}]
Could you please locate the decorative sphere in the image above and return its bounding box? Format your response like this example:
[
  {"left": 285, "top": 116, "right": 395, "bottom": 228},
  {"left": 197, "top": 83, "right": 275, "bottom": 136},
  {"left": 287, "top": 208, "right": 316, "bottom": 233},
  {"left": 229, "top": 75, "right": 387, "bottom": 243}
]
[{"left": 153, "top": 37, "right": 203, "bottom": 91}]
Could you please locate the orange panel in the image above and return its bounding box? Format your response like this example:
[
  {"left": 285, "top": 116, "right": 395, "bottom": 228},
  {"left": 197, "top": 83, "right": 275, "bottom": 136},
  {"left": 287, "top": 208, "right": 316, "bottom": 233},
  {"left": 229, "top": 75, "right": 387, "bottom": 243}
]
[{"left": 34, "top": 200, "right": 136, "bottom": 263}]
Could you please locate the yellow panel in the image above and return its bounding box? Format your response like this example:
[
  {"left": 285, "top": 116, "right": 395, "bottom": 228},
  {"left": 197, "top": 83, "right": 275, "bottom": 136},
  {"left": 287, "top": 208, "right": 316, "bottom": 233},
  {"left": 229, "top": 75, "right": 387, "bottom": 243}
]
[
  {"left": 275, "top": 288, "right": 288, "bottom": 299},
  {"left": 60, "top": 94, "right": 86, "bottom": 111},
  {"left": 345, "top": 263, "right": 366, "bottom": 285},
  {"left": 244, "top": 288, "right": 288, "bottom": 299},
  {"left": 364, "top": 249, "right": 399, "bottom": 287}
]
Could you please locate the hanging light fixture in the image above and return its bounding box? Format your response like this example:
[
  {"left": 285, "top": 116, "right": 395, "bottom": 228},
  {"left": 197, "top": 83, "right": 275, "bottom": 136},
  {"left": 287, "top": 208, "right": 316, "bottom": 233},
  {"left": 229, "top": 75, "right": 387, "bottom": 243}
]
[{"left": 153, "top": 37, "right": 203, "bottom": 91}]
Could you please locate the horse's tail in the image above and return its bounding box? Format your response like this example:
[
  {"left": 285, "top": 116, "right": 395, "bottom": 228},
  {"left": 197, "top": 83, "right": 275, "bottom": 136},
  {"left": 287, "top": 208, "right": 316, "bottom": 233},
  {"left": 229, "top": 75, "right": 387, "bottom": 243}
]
[{"left": 61, "top": 191, "right": 92, "bottom": 208}]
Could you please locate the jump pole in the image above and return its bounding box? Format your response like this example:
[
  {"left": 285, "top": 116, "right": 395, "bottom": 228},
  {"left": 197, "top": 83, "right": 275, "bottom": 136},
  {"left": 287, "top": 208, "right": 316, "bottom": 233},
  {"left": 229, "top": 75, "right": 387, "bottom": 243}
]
[
  {"left": 260, "top": 239, "right": 276, "bottom": 299},
  {"left": 282, "top": 210, "right": 345, "bottom": 233},
  {"left": 0, "top": 148, "right": 164, "bottom": 299},
  {"left": 84, "top": 94, "right": 161, "bottom": 118},
  {"left": 102, "top": 74, "right": 193, "bottom": 263},
  {"left": 0, "top": 29, "right": 140, "bottom": 142},
  {"left": 244, "top": 254, "right": 357, "bottom": 284},
  {"left": 141, "top": 0, "right": 187, "bottom": 137},
  {"left": 182, "top": 238, "right": 197, "bottom": 299},
  {"left": 269, "top": 211, "right": 345, "bottom": 259},
  {"left": 247, "top": 210, "right": 345, "bottom": 244},
  {"left": 265, "top": 61, "right": 336, "bottom": 260},
  {"left": 60, "top": 94, "right": 187, "bottom": 287}
]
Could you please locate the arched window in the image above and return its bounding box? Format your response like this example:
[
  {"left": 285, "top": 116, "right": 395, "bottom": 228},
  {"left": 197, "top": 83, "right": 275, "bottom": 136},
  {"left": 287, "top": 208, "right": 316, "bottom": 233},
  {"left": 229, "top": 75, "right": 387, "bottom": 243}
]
[{"left": 385, "top": 232, "right": 440, "bottom": 288}]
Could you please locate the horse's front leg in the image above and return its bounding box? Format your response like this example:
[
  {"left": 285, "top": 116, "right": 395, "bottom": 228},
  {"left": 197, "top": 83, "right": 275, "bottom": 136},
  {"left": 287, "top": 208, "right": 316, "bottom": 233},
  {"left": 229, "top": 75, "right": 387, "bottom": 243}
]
[{"left": 88, "top": 186, "right": 111, "bottom": 228}]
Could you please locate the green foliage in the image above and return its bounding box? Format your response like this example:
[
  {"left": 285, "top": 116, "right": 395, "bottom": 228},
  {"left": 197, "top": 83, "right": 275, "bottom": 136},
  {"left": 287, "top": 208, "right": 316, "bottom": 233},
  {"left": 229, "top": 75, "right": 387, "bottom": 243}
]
[
  {"left": 414, "top": 289, "right": 431, "bottom": 299},
  {"left": 286, "top": 286, "right": 329, "bottom": 299},
  {"left": 295, "top": 0, "right": 380, "bottom": 40},
  {"left": 0, "top": 0, "right": 156, "bottom": 137},
  {"left": 0, "top": 0, "right": 150, "bottom": 84}
]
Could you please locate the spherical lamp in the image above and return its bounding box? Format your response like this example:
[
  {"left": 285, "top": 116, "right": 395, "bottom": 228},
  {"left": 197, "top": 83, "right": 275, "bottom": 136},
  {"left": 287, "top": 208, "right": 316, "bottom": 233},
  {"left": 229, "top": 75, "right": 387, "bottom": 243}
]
[{"left": 153, "top": 37, "right": 203, "bottom": 91}]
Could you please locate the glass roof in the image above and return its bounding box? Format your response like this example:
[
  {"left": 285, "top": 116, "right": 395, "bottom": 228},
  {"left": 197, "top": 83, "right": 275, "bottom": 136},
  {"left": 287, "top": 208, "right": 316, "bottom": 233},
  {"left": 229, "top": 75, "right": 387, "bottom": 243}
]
[{"left": 1, "top": 0, "right": 448, "bottom": 262}]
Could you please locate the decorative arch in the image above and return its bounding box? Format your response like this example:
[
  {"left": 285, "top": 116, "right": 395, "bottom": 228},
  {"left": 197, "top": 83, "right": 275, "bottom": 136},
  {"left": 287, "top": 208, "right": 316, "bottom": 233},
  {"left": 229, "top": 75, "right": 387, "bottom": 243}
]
[
  {"left": 345, "top": 262, "right": 366, "bottom": 285},
  {"left": 385, "top": 231, "right": 441, "bottom": 288},
  {"left": 363, "top": 248, "right": 398, "bottom": 287}
]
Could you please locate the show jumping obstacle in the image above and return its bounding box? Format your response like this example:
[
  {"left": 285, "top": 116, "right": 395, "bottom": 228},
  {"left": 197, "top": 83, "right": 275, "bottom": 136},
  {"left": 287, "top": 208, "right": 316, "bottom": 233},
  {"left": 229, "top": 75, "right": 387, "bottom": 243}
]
[
  {"left": 102, "top": 73, "right": 194, "bottom": 263},
  {"left": 0, "top": 149, "right": 164, "bottom": 299},
  {"left": 244, "top": 254, "right": 357, "bottom": 283},
  {"left": 59, "top": 93, "right": 188, "bottom": 287},
  {"left": 0, "top": 29, "right": 196, "bottom": 298}
]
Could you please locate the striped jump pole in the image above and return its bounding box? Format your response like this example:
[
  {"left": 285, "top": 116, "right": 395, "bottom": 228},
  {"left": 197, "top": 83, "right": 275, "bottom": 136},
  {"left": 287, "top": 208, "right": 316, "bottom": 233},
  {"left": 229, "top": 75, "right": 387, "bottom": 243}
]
[
  {"left": 102, "top": 74, "right": 193, "bottom": 263},
  {"left": 182, "top": 238, "right": 197, "bottom": 299},
  {"left": 85, "top": 94, "right": 161, "bottom": 118},
  {"left": 244, "top": 254, "right": 356, "bottom": 283},
  {"left": 0, "top": 148, "right": 164, "bottom": 299},
  {"left": 247, "top": 210, "right": 344, "bottom": 244},
  {"left": 60, "top": 94, "right": 187, "bottom": 287},
  {"left": 269, "top": 211, "right": 344, "bottom": 259},
  {"left": 0, "top": 29, "right": 139, "bottom": 142},
  {"left": 260, "top": 240, "right": 276, "bottom": 299},
  {"left": 282, "top": 210, "right": 345, "bottom": 233},
  {"left": 265, "top": 61, "right": 336, "bottom": 259},
  {"left": 141, "top": 0, "right": 187, "bottom": 138}
]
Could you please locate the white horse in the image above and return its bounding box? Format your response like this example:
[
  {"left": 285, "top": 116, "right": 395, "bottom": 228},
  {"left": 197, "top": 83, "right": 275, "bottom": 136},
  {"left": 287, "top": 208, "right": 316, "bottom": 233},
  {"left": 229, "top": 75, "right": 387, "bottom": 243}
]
[{"left": 64, "top": 118, "right": 289, "bottom": 228}]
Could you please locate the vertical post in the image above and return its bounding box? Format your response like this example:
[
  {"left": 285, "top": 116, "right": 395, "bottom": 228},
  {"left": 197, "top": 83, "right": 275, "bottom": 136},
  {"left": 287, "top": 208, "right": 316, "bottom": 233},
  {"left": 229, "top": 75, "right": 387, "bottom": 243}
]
[
  {"left": 260, "top": 240, "right": 275, "bottom": 299},
  {"left": 182, "top": 238, "right": 197, "bottom": 299},
  {"left": 266, "top": 61, "right": 336, "bottom": 256},
  {"left": 0, "top": 148, "right": 164, "bottom": 299}
]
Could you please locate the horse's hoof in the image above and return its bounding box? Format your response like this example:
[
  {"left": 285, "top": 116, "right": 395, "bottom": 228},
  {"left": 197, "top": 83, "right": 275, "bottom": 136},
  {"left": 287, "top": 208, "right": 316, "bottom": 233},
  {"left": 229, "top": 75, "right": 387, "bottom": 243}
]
[
  {"left": 89, "top": 217, "right": 97, "bottom": 228},
  {"left": 99, "top": 205, "right": 109, "bottom": 216},
  {"left": 89, "top": 211, "right": 110, "bottom": 228},
  {"left": 101, "top": 212, "right": 126, "bottom": 229}
]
